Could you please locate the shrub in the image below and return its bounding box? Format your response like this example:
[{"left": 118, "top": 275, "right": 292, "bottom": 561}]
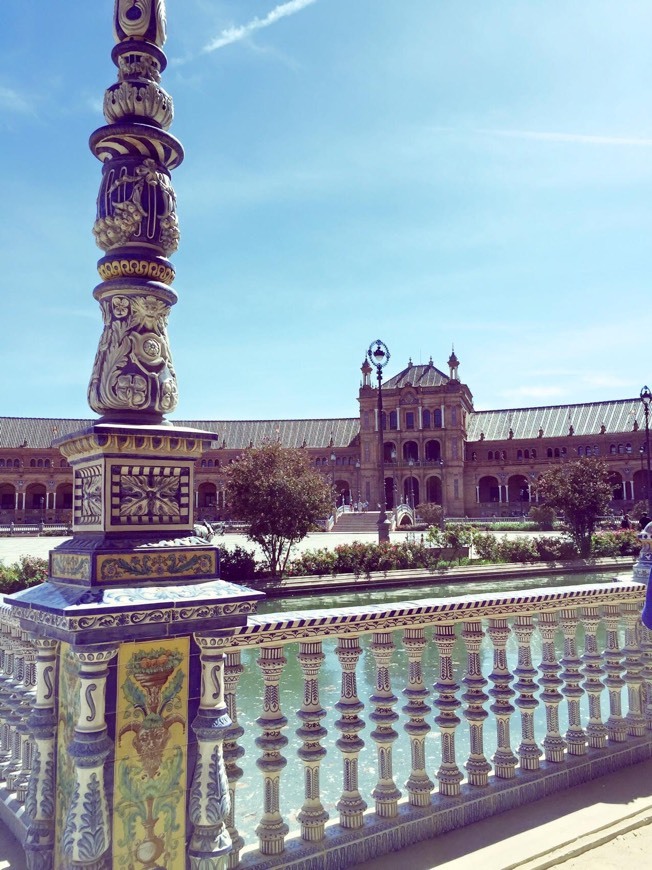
[
  {"left": 219, "top": 546, "right": 260, "bottom": 582},
  {"left": 495, "top": 536, "right": 539, "bottom": 563},
  {"left": 473, "top": 532, "right": 499, "bottom": 562},
  {"left": 0, "top": 555, "right": 48, "bottom": 594},
  {"left": 529, "top": 505, "right": 556, "bottom": 531},
  {"left": 590, "top": 529, "right": 641, "bottom": 557},
  {"left": 532, "top": 536, "right": 579, "bottom": 561}
]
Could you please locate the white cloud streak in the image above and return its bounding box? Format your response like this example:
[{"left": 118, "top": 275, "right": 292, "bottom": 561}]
[
  {"left": 478, "top": 128, "right": 652, "bottom": 147},
  {"left": 0, "top": 85, "right": 32, "bottom": 114},
  {"left": 203, "top": 0, "right": 318, "bottom": 53}
]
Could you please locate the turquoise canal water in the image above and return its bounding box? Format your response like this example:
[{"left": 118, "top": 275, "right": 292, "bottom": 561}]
[{"left": 232, "top": 570, "right": 631, "bottom": 848}]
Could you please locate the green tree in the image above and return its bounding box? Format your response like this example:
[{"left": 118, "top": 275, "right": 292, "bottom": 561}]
[
  {"left": 225, "top": 443, "right": 333, "bottom": 578},
  {"left": 536, "top": 457, "right": 612, "bottom": 557}
]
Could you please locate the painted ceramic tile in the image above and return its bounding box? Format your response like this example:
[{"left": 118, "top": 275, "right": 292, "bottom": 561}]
[
  {"left": 54, "top": 643, "right": 81, "bottom": 870},
  {"left": 113, "top": 637, "right": 189, "bottom": 869}
]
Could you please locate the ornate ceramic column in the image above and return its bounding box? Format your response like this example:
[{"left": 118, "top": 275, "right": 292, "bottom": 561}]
[
  {"left": 61, "top": 646, "right": 117, "bottom": 870},
  {"left": 189, "top": 639, "right": 232, "bottom": 870},
  {"left": 537, "top": 612, "right": 566, "bottom": 763},
  {"left": 603, "top": 604, "right": 627, "bottom": 742},
  {"left": 255, "top": 646, "right": 289, "bottom": 855},
  {"left": 461, "top": 620, "right": 491, "bottom": 786},
  {"left": 512, "top": 615, "right": 541, "bottom": 771},
  {"left": 559, "top": 607, "right": 586, "bottom": 755},
  {"left": 223, "top": 651, "right": 246, "bottom": 868},
  {"left": 6, "top": 5, "right": 263, "bottom": 870},
  {"left": 433, "top": 624, "right": 463, "bottom": 795},
  {"left": 296, "top": 641, "right": 329, "bottom": 842},
  {"left": 89, "top": 0, "right": 180, "bottom": 425},
  {"left": 334, "top": 636, "right": 367, "bottom": 829},
  {"left": 401, "top": 628, "right": 433, "bottom": 806},
  {"left": 580, "top": 606, "right": 608, "bottom": 749},
  {"left": 24, "top": 638, "right": 59, "bottom": 870},
  {"left": 369, "top": 631, "right": 400, "bottom": 816},
  {"left": 487, "top": 618, "right": 518, "bottom": 778}
]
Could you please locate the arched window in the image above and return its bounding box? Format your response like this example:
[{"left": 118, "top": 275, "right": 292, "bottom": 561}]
[
  {"left": 434, "top": 409, "right": 442, "bottom": 428},
  {"left": 524, "top": 449, "right": 530, "bottom": 459},
  {"left": 44, "top": 459, "right": 51, "bottom": 468},
  {"left": 578, "top": 447, "right": 584, "bottom": 456},
  {"left": 547, "top": 448, "right": 553, "bottom": 458},
  {"left": 315, "top": 458, "right": 321, "bottom": 467},
  {"left": 626, "top": 443, "right": 632, "bottom": 454},
  {"left": 561, "top": 447, "right": 567, "bottom": 457},
  {"left": 422, "top": 409, "right": 431, "bottom": 428},
  {"left": 610, "top": 444, "right": 617, "bottom": 455},
  {"left": 37, "top": 459, "right": 44, "bottom": 468},
  {"left": 0, "top": 459, "right": 4, "bottom": 468},
  {"left": 471, "top": 451, "right": 477, "bottom": 461},
  {"left": 554, "top": 448, "right": 560, "bottom": 458},
  {"left": 389, "top": 410, "right": 398, "bottom": 429},
  {"left": 201, "top": 459, "right": 207, "bottom": 467},
  {"left": 405, "top": 411, "right": 415, "bottom": 430},
  {"left": 531, "top": 448, "right": 536, "bottom": 459},
  {"left": 488, "top": 451, "right": 494, "bottom": 460},
  {"left": 60, "top": 459, "right": 67, "bottom": 467},
  {"left": 14, "top": 459, "right": 20, "bottom": 468},
  {"left": 517, "top": 450, "right": 523, "bottom": 460},
  {"left": 618, "top": 444, "right": 625, "bottom": 454},
  {"left": 501, "top": 450, "right": 507, "bottom": 461},
  {"left": 30, "top": 459, "right": 36, "bottom": 468}
]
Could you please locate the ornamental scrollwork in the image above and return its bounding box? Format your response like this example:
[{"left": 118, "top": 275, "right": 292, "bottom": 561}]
[
  {"left": 93, "top": 158, "right": 179, "bottom": 255},
  {"left": 104, "top": 80, "right": 174, "bottom": 128},
  {"left": 88, "top": 292, "right": 178, "bottom": 416}
]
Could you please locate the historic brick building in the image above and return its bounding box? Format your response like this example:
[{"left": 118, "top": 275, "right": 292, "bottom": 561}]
[{"left": 0, "top": 352, "right": 647, "bottom": 524}]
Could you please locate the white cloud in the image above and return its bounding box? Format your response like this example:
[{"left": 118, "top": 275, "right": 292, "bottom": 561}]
[
  {"left": 202, "top": 0, "right": 319, "bottom": 53},
  {"left": 0, "top": 85, "right": 32, "bottom": 114},
  {"left": 478, "top": 128, "right": 652, "bottom": 147}
]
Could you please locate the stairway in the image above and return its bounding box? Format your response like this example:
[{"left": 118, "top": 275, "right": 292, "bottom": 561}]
[{"left": 332, "top": 511, "right": 383, "bottom": 533}]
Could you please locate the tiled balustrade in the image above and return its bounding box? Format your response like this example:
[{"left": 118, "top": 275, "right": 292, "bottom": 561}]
[{"left": 0, "top": 581, "right": 651, "bottom": 869}]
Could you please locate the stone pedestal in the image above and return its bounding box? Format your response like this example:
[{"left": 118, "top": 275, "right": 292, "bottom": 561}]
[{"left": 8, "top": 425, "right": 263, "bottom": 870}]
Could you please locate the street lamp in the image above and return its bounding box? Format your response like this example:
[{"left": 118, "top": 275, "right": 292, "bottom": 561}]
[
  {"left": 439, "top": 457, "right": 445, "bottom": 530},
  {"left": 330, "top": 451, "right": 337, "bottom": 512},
  {"left": 355, "top": 459, "right": 361, "bottom": 508},
  {"left": 368, "top": 339, "right": 391, "bottom": 542},
  {"left": 408, "top": 457, "right": 415, "bottom": 510},
  {"left": 640, "top": 386, "right": 652, "bottom": 517}
]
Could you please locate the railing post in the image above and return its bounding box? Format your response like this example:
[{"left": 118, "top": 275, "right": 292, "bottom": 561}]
[
  {"left": 62, "top": 645, "right": 118, "bottom": 870},
  {"left": 296, "top": 640, "right": 329, "bottom": 840},
  {"left": 537, "top": 612, "right": 566, "bottom": 762},
  {"left": 223, "top": 651, "right": 246, "bottom": 868},
  {"left": 189, "top": 638, "right": 232, "bottom": 870},
  {"left": 335, "top": 636, "right": 367, "bottom": 828},
  {"left": 560, "top": 607, "right": 587, "bottom": 755},
  {"left": 461, "top": 620, "right": 491, "bottom": 785},
  {"left": 369, "top": 631, "right": 401, "bottom": 816},
  {"left": 513, "top": 615, "right": 541, "bottom": 770},
  {"left": 433, "top": 623, "right": 463, "bottom": 795},
  {"left": 488, "top": 618, "right": 518, "bottom": 778},
  {"left": 603, "top": 604, "right": 628, "bottom": 742},
  {"left": 581, "top": 606, "right": 608, "bottom": 748},
  {"left": 24, "top": 637, "right": 59, "bottom": 870},
  {"left": 621, "top": 602, "right": 646, "bottom": 736},
  {"left": 255, "top": 646, "right": 289, "bottom": 855},
  {"left": 641, "top": 624, "right": 652, "bottom": 731},
  {"left": 402, "top": 628, "right": 433, "bottom": 805}
]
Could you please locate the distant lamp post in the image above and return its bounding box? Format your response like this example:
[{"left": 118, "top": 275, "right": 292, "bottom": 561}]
[
  {"left": 355, "top": 459, "right": 361, "bottom": 507},
  {"left": 439, "top": 457, "right": 445, "bottom": 530},
  {"left": 640, "top": 386, "right": 652, "bottom": 516},
  {"left": 408, "top": 457, "right": 415, "bottom": 510},
  {"left": 368, "top": 339, "right": 391, "bottom": 542},
  {"left": 330, "top": 451, "right": 337, "bottom": 512}
]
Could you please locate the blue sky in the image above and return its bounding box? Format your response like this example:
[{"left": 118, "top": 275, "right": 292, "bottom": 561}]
[{"left": 2, "top": 1, "right": 652, "bottom": 421}]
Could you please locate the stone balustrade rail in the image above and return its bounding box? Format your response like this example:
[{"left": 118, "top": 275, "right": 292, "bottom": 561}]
[{"left": 0, "top": 581, "right": 650, "bottom": 869}]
